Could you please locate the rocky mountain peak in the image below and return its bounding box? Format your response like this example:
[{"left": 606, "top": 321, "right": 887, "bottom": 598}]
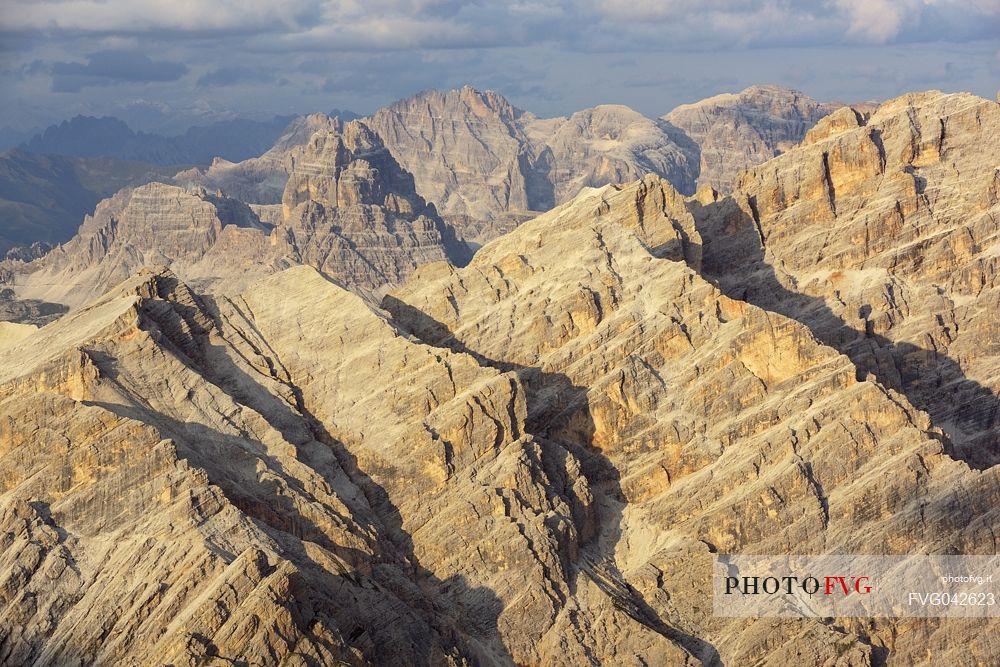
[
  {"left": 664, "top": 84, "right": 839, "bottom": 192},
  {"left": 389, "top": 86, "right": 525, "bottom": 124},
  {"left": 457, "top": 84, "right": 523, "bottom": 120},
  {"left": 562, "top": 104, "right": 657, "bottom": 133},
  {"left": 267, "top": 112, "right": 343, "bottom": 154},
  {"left": 68, "top": 181, "right": 262, "bottom": 253},
  {"left": 281, "top": 121, "right": 433, "bottom": 220}
]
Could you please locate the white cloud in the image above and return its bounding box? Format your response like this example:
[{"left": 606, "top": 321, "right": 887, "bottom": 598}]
[
  {"left": 0, "top": 0, "right": 322, "bottom": 32},
  {"left": 834, "top": 0, "right": 915, "bottom": 43},
  {"left": 0, "top": 0, "right": 1000, "bottom": 125},
  {"left": 2, "top": 0, "right": 997, "bottom": 50}
]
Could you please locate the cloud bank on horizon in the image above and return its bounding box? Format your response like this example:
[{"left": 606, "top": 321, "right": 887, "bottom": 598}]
[{"left": 0, "top": 0, "right": 997, "bottom": 131}]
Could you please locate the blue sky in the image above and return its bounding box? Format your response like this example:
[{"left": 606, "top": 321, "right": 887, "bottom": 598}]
[{"left": 0, "top": 0, "right": 998, "bottom": 133}]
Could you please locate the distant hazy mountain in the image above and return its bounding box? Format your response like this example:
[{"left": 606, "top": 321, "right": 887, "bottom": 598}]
[
  {"left": 329, "top": 108, "right": 361, "bottom": 122},
  {"left": 0, "top": 126, "right": 37, "bottom": 152},
  {"left": 663, "top": 84, "right": 839, "bottom": 192},
  {"left": 5, "top": 120, "right": 470, "bottom": 310},
  {"left": 365, "top": 86, "right": 700, "bottom": 243},
  {"left": 0, "top": 150, "right": 182, "bottom": 255},
  {"left": 19, "top": 115, "right": 310, "bottom": 165}
]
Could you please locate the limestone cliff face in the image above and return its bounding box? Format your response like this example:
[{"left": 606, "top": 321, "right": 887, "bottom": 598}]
[
  {"left": 664, "top": 85, "right": 839, "bottom": 193},
  {"left": 277, "top": 121, "right": 472, "bottom": 290},
  {"left": 176, "top": 88, "right": 700, "bottom": 247},
  {"left": 364, "top": 87, "right": 700, "bottom": 244},
  {"left": 3, "top": 122, "right": 470, "bottom": 310},
  {"left": 281, "top": 121, "right": 433, "bottom": 217},
  {"left": 692, "top": 90, "right": 1000, "bottom": 470},
  {"left": 385, "top": 173, "right": 1000, "bottom": 666},
  {"left": 175, "top": 113, "right": 341, "bottom": 204}
]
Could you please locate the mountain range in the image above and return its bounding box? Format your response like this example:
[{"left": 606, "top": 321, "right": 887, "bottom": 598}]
[
  {"left": 1, "top": 84, "right": 837, "bottom": 319},
  {"left": 2, "top": 85, "right": 997, "bottom": 665},
  {"left": 0, "top": 85, "right": 841, "bottom": 262},
  {"left": 21, "top": 115, "right": 303, "bottom": 165},
  {"left": 175, "top": 84, "right": 839, "bottom": 247}
]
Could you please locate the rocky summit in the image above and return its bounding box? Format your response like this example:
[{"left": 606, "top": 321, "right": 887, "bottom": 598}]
[
  {"left": 664, "top": 85, "right": 839, "bottom": 193},
  {"left": 276, "top": 121, "right": 471, "bottom": 290},
  {"left": 366, "top": 87, "right": 700, "bottom": 244},
  {"left": 0, "top": 89, "right": 998, "bottom": 666},
  {"left": 1, "top": 120, "right": 470, "bottom": 315}
]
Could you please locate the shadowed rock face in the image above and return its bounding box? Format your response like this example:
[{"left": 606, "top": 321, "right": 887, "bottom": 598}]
[
  {"left": 664, "top": 84, "right": 840, "bottom": 194},
  {"left": 1, "top": 121, "right": 471, "bottom": 311}
]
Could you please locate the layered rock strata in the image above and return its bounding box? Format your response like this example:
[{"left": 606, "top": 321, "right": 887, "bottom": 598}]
[
  {"left": 385, "top": 173, "right": 998, "bottom": 665},
  {"left": 691, "top": 90, "right": 1000, "bottom": 469}
]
